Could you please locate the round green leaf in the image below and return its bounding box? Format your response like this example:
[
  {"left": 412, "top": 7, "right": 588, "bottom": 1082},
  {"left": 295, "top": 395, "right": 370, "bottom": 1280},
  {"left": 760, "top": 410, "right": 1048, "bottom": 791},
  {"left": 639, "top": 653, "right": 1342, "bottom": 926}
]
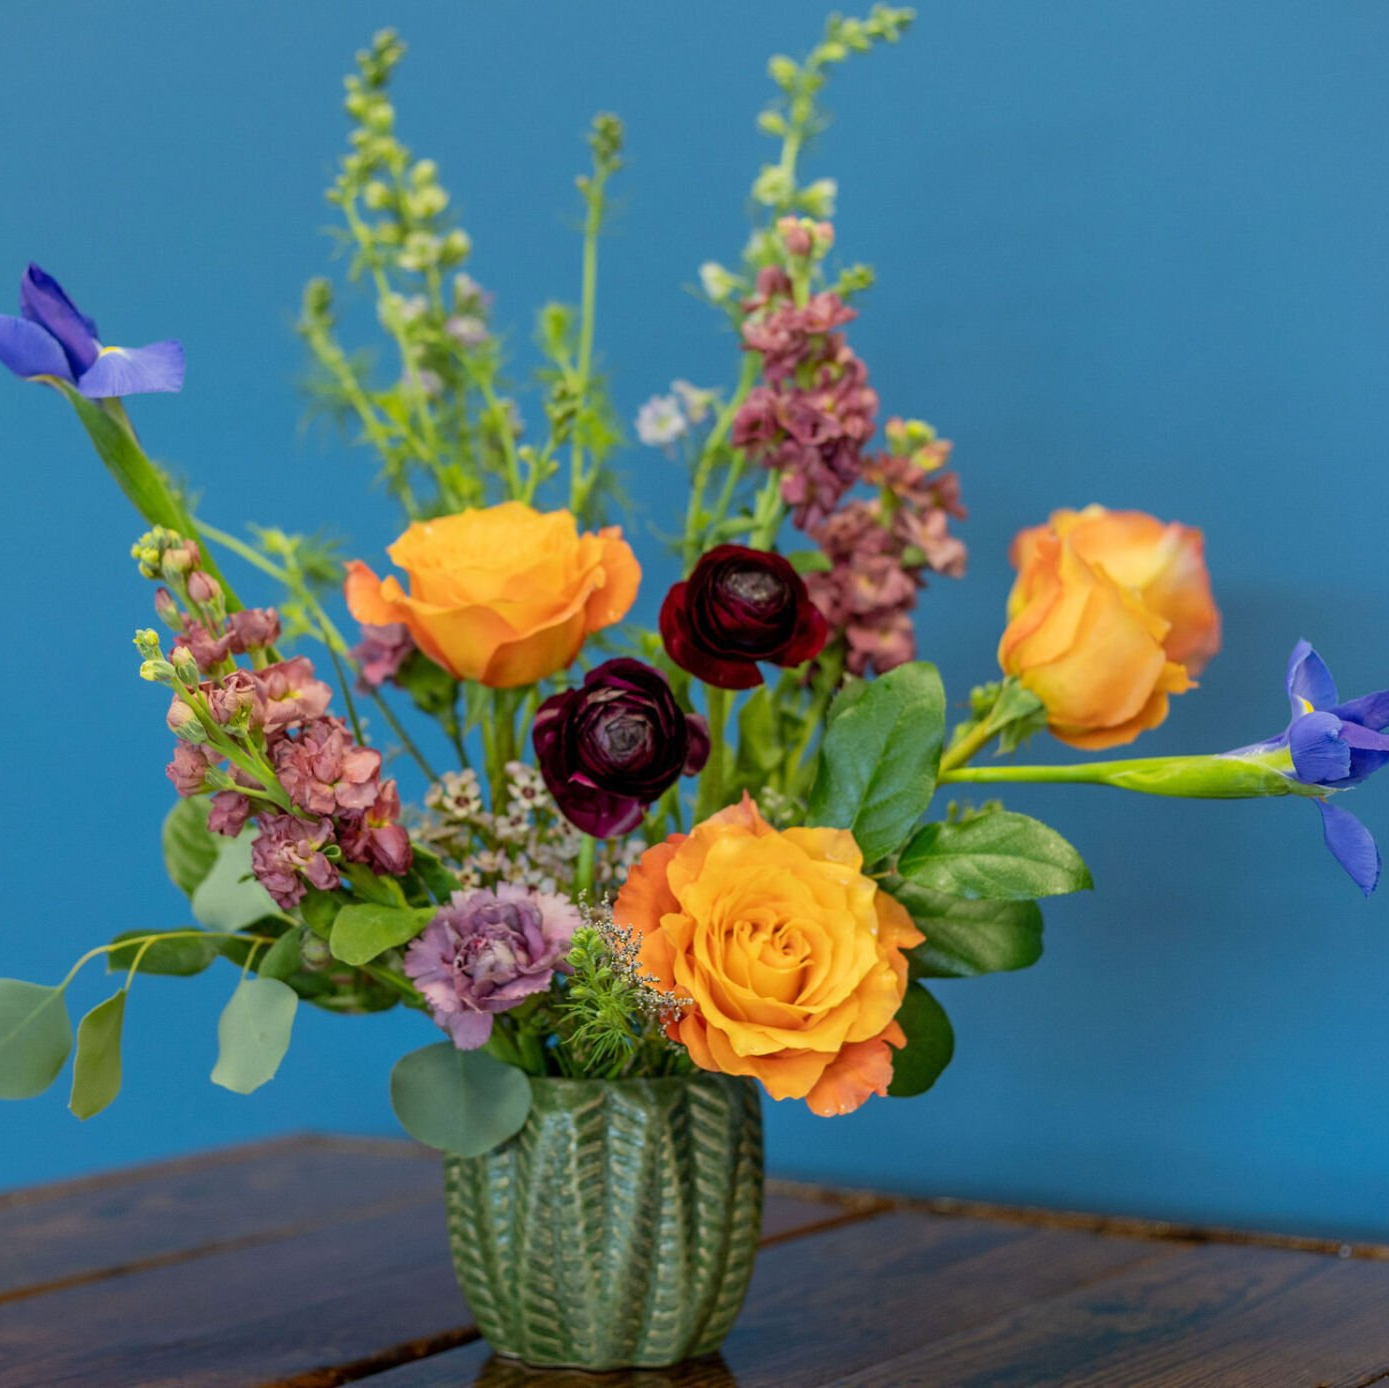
[
  {"left": 390, "top": 1042, "right": 532, "bottom": 1157},
  {"left": 0, "top": 981, "right": 73, "bottom": 1100},
  {"left": 70, "top": 992, "right": 127, "bottom": 1120},
  {"left": 211, "top": 977, "right": 298, "bottom": 1095},
  {"left": 192, "top": 832, "right": 280, "bottom": 932},
  {"left": 162, "top": 797, "right": 219, "bottom": 899},
  {"left": 888, "top": 984, "right": 955, "bottom": 1098},
  {"left": 257, "top": 930, "right": 305, "bottom": 982},
  {"left": 330, "top": 904, "right": 434, "bottom": 967}
]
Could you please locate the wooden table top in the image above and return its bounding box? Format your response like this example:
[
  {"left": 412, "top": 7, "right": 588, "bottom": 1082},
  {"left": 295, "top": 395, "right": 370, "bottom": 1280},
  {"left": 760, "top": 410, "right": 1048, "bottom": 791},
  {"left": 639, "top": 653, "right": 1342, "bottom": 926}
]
[{"left": 2, "top": 1134, "right": 1387, "bottom": 1387}]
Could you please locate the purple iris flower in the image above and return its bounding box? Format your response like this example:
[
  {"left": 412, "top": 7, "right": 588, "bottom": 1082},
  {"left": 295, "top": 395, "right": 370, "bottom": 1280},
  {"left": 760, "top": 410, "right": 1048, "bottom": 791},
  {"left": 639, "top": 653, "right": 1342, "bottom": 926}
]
[
  {"left": 0, "top": 264, "right": 184, "bottom": 397},
  {"left": 1251, "top": 641, "right": 1389, "bottom": 895}
]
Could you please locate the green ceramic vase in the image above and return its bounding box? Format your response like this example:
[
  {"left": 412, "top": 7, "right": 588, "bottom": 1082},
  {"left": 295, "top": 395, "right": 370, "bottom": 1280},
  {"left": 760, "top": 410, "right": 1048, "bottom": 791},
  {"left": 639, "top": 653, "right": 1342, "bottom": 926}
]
[{"left": 443, "top": 1071, "right": 763, "bottom": 1370}]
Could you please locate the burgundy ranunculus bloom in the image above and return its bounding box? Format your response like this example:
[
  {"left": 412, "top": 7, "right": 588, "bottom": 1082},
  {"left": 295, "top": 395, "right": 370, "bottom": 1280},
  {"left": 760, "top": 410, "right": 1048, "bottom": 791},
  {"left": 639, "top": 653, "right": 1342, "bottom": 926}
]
[
  {"left": 532, "top": 658, "right": 709, "bottom": 838},
  {"left": 660, "top": 545, "right": 828, "bottom": 689}
]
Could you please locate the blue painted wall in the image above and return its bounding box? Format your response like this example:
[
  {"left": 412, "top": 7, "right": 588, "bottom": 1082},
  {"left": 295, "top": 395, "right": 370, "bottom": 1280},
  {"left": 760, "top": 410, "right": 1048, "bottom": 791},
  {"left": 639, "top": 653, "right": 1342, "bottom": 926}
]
[{"left": 2, "top": 2, "right": 1387, "bottom": 1240}]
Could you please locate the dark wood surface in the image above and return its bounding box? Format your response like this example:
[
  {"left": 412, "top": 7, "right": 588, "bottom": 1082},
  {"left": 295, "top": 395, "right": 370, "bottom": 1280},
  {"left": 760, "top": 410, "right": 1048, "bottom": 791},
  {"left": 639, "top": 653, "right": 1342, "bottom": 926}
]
[{"left": 2, "top": 1135, "right": 1386, "bottom": 1387}]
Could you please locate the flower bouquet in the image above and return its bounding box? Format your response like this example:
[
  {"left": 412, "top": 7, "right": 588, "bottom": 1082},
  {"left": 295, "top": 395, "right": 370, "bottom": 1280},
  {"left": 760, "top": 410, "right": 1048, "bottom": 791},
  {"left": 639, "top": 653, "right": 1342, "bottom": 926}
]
[{"left": 1, "top": 9, "right": 1383, "bottom": 1373}]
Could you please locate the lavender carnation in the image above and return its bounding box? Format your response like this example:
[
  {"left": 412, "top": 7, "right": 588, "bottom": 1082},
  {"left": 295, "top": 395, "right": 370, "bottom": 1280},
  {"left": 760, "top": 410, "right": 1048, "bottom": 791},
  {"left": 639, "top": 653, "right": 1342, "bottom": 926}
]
[{"left": 404, "top": 884, "right": 579, "bottom": 1049}]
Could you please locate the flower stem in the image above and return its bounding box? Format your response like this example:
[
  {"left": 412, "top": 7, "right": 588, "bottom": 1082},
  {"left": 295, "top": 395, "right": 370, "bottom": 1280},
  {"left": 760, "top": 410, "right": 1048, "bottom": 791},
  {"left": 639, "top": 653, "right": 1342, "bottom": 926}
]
[
  {"left": 940, "top": 754, "right": 1320, "bottom": 800},
  {"left": 575, "top": 835, "right": 597, "bottom": 899},
  {"left": 938, "top": 717, "right": 1000, "bottom": 775},
  {"left": 696, "top": 686, "right": 730, "bottom": 821}
]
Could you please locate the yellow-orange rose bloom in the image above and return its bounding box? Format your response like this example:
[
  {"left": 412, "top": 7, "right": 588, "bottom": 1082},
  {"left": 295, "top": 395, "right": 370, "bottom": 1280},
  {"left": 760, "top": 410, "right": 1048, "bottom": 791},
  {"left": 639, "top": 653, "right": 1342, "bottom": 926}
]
[
  {"left": 344, "top": 502, "right": 640, "bottom": 688},
  {"left": 999, "top": 527, "right": 1196, "bottom": 750},
  {"left": 615, "top": 796, "right": 923, "bottom": 1117},
  {"left": 1009, "top": 505, "right": 1221, "bottom": 675}
]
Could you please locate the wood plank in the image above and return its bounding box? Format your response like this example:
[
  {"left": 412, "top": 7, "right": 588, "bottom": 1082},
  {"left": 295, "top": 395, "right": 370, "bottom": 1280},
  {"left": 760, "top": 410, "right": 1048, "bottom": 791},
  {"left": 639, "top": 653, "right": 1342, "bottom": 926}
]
[
  {"left": 362, "top": 1211, "right": 1185, "bottom": 1388},
  {"left": 0, "top": 1135, "right": 437, "bottom": 1303},
  {"left": 0, "top": 1200, "right": 466, "bottom": 1388},
  {"left": 0, "top": 1150, "right": 861, "bottom": 1388},
  {"left": 831, "top": 1239, "right": 1389, "bottom": 1388}
]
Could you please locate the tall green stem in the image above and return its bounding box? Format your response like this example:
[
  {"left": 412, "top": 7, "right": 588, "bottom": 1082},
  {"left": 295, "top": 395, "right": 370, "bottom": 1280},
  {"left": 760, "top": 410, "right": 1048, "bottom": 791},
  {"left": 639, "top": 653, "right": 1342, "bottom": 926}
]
[{"left": 940, "top": 754, "right": 1320, "bottom": 800}]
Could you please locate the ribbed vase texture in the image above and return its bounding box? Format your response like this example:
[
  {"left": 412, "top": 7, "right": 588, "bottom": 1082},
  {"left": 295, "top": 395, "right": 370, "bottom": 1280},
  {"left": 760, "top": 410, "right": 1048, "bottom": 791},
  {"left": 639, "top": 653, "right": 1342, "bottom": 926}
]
[{"left": 443, "top": 1072, "right": 764, "bottom": 1370}]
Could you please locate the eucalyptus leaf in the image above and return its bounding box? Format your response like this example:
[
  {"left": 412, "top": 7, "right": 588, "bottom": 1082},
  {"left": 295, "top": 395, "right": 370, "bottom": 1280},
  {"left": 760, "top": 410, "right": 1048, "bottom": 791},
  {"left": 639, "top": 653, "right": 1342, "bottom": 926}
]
[
  {"left": 107, "top": 928, "right": 217, "bottom": 977},
  {"left": 0, "top": 981, "right": 73, "bottom": 1100},
  {"left": 210, "top": 977, "right": 298, "bottom": 1095},
  {"left": 888, "top": 984, "right": 955, "bottom": 1098},
  {"left": 898, "top": 810, "right": 1092, "bottom": 900},
  {"left": 886, "top": 878, "right": 1044, "bottom": 978},
  {"left": 807, "top": 662, "right": 946, "bottom": 863},
  {"left": 69, "top": 992, "right": 126, "bottom": 1120},
  {"left": 192, "top": 832, "right": 280, "bottom": 932},
  {"left": 162, "top": 798, "right": 219, "bottom": 898},
  {"left": 257, "top": 930, "right": 304, "bottom": 981},
  {"left": 390, "top": 1042, "right": 532, "bottom": 1157},
  {"left": 330, "top": 903, "right": 434, "bottom": 967}
]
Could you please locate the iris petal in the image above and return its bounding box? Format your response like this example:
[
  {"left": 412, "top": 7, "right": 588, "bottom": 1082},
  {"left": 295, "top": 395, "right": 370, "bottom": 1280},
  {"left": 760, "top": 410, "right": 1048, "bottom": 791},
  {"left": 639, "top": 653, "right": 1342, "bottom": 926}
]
[
  {"left": 1331, "top": 689, "right": 1389, "bottom": 732},
  {"left": 1288, "top": 710, "right": 1351, "bottom": 786},
  {"left": 0, "top": 314, "right": 75, "bottom": 383},
  {"left": 1317, "top": 799, "right": 1380, "bottom": 896},
  {"left": 20, "top": 264, "right": 100, "bottom": 376},
  {"left": 1336, "top": 721, "right": 1389, "bottom": 785},
  {"left": 1286, "top": 639, "right": 1339, "bottom": 715},
  {"left": 76, "top": 341, "right": 185, "bottom": 398}
]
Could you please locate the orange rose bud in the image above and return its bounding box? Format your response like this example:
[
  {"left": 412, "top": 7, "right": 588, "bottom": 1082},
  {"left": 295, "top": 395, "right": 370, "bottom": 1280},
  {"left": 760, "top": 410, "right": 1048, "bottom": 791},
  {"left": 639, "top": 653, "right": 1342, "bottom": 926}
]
[
  {"left": 1009, "top": 505, "right": 1220, "bottom": 675},
  {"left": 344, "top": 502, "right": 640, "bottom": 688},
  {"left": 615, "top": 795, "right": 923, "bottom": 1117},
  {"left": 999, "top": 529, "right": 1195, "bottom": 750}
]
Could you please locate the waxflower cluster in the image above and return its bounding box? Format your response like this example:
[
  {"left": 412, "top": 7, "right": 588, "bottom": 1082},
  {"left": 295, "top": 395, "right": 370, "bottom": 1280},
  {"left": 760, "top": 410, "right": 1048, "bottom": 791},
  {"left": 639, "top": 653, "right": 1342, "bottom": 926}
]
[{"left": 138, "top": 528, "right": 412, "bottom": 909}]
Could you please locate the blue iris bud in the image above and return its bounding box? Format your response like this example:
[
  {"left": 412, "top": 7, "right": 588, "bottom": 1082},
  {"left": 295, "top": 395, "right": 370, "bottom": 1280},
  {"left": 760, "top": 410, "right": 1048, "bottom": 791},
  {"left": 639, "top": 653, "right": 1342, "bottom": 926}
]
[{"left": 0, "top": 264, "right": 184, "bottom": 398}]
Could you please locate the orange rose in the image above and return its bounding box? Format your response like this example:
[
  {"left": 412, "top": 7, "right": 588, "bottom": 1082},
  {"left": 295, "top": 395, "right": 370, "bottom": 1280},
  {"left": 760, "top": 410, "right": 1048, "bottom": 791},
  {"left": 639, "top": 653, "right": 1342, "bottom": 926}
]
[
  {"left": 344, "top": 502, "right": 640, "bottom": 688},
  {"left": 615, "top": 796, "right": 922, "bottom": 1117},
  {"left": 998, "top": 529, "right": 1194, "bottom": 749},
  {"left": 1009, "top": 506, "right": 1220, "bottom": 674}
]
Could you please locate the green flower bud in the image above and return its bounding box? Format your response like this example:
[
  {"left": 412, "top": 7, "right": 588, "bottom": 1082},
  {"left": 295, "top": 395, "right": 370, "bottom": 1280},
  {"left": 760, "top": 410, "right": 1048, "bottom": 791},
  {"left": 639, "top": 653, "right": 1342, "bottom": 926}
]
[
  {"left": 140, "top": 659, "right": 176, "bottom": 684},
  {"left": 767, "top": 55, "right": 799, "bottom": 88},
  {"left": 751, "top": 165, "right": 793, "bottom": 208},
  {"left": 133, "top": 628, "right": 164, "bottom": 660},
  {"left": 799, "top": 178, "right": 839, "bottom": 218},
  {"left": 698, "top": 261, "right": 739, "bottom": 303},
  {"left": 363, "top": 180, "right": 393, "bottom": 210},
  {"left": 169, "top": 645, "right": 200, "bottom": 685}
]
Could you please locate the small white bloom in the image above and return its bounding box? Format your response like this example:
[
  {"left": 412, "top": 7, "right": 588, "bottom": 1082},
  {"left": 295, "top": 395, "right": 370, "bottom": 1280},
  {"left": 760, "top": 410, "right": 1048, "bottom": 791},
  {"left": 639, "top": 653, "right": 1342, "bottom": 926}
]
[
  {"left": 635, "top": 394, "right": 687, "bottom": 448},
  {"left": 671, "top": 380, "right": 718, "bottom": 425}
]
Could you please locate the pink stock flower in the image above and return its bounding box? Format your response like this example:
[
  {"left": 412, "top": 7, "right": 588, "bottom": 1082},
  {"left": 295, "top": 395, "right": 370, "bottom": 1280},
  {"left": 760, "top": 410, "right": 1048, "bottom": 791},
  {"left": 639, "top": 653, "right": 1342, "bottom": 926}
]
[
  {"left": 227, "top": 608, "right": 281, "bottom": 654},
  {"left": 207, "top": 790, "right": 252, "bottom": 837},
  {"left": 255, "top": 657, "right": 333, "bottom": 734},
  {"left": 204, "top": 670, "right": 266, "bottom": 727},
  {"left": 166, "top": 744, "right": 213, "bottom": 797},
  {"left": 338, "top": 779, "right": 413, "bottom": 877},
  {"left": 272, "top": 716, "right": 382, "bottom": 816},
  {"left": 350, "top": 622, "right": 414, "bottom": 689},
  {"left": 250, "top": 813, "right": 339, "bottom": 909}
]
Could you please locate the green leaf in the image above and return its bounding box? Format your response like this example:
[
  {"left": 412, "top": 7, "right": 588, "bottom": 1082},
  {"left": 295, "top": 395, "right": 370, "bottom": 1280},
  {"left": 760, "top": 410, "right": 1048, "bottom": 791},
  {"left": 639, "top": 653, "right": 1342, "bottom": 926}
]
[
  {"left": 0, "top": 981, "right": 73, "bottom": 1100},
  {"left": 210, "top": 978, "right": 298, "bottom": 1095},
  {"left": 733, "top": 686, "right": 782, "bottom": 788},
  {"left": 162, "top": 798, "right": 219, "bottom": 898},
  {"left": 342, "top": 862, "right": 409, "bottom": 909},
  {"left": 257, "top": 930, "right": 304, "bottom": 981},
  {"left": 192, "top": 832, "right": 280, "bottom": 931},
  {"left": 390, "top": 1042, "right": 532, "bottom": 1157},
  {"left": 298, "top": 887, "right": 342, "bottom": 938},
  {"left": 785, "top": 549, "right": 832, "bottom": 575},
  {"left": 888, "top": 984, "right": 955, "bottom": 1098},
  {"left": 330, "top": 903, "right": 434, "bottom": 966},
  {"left": 410, "top": 847, "right": 461, "bottom": 904},
  {"left": 107, "top": 928, "right": 218, "bottom": 977},
  {"left": 807, "top": 662, "right": 946, "bottom": 863},
  {"left": 898, "top": 810, "right": 1092, "bottom": 900},
  {"left": 886, "top": 878, "right": 1044, "bottom": 978},
  {"left": 69, "top": 992, "right": 126, "bottom": 1120}
]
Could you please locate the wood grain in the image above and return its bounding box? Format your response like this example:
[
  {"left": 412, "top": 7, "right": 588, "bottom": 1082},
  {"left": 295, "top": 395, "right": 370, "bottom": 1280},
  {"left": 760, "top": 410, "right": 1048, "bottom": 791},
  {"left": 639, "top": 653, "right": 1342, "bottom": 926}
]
[
  {"left": 364, "top": 1212, "right": 1183, "bottom": 1388},
  {"left": 830, "top": 1239, "right": 1389, "bottom": 1388},
  {"left": 0, "top": 1135, "right": 437, "bottom": 1303}
]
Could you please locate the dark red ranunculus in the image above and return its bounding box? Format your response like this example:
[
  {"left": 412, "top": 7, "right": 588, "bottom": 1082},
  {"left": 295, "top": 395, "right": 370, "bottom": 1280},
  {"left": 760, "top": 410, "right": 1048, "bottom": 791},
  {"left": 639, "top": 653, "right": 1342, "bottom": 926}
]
[
  {"left": 532, "top": 658, "right": 710, "bottom": 838},
  {"left": 660, "top": 545, "right": 829, "bottom": 689}
]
